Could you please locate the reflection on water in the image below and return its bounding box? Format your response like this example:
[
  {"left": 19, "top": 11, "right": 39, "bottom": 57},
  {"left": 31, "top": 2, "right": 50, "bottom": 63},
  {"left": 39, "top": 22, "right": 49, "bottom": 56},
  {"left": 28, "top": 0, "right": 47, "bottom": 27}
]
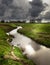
[{"left": 7, "top": 26, "right": 50, "bottom": 65}]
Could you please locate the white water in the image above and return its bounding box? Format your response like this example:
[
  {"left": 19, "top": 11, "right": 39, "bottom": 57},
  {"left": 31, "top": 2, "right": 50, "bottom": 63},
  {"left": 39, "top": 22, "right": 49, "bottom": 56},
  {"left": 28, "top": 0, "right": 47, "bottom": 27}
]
[{"left": 6, "top": 26, "right": 50, "bottom": 65}]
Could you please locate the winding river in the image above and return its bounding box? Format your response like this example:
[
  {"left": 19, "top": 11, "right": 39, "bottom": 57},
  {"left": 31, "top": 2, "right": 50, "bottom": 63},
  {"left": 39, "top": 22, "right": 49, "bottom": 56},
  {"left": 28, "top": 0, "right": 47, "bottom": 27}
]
[{"left": 7, "top": 26, "right": 50, "bottom": 65}]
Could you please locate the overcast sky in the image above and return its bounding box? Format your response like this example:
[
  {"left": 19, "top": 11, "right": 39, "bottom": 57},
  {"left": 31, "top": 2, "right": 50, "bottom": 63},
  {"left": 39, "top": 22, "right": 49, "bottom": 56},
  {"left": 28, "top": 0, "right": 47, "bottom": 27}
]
[{"left": 0, "top": 0, "right": 50, "bottom": 20}]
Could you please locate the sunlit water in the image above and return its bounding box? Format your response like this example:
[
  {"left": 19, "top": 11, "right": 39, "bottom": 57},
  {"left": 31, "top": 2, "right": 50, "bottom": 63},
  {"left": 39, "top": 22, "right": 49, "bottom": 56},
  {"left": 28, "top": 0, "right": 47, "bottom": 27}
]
[{"left": 7, "top": 26, "right": 50, "bottom": 65}]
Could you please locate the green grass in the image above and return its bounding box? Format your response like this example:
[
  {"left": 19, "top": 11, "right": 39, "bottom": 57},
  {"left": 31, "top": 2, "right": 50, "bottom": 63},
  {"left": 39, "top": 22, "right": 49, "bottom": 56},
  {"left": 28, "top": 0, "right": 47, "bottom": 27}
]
[
  {"left": 0, "top": 58, "right": 23, "bottom": 65},
  {"left": 17, "top": 23, "right": 50, "bottom": 47},
  {"left": 0, "top": 23, "right": 35, "bottom": 65},
  {"left": 0, "top": 23, "right": 50, "bottom": 65}
]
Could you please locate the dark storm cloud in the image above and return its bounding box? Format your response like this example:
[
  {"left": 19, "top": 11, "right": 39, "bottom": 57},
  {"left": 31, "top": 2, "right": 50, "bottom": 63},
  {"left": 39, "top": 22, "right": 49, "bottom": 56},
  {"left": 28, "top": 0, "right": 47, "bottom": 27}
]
[
  {"left": 0, "top": 0, "right": 2, "bottom": 4},
  {"left": 29, "top": 0, "right": 44, "bottom": 18},
  {"left": 0, "top": 0, "right": 32, "bottom": 20},
  {"left": 2, "top": 0, "right": 13, "bottom": 6},
  {"left": 0, "top": 4, "right": 6, "bottom": 16},
  {"left": 0, "top": 0, "right": 13, "bottom": 19},
  {"left": 0, "top": 0, "right": 46, "bottom": 20}
]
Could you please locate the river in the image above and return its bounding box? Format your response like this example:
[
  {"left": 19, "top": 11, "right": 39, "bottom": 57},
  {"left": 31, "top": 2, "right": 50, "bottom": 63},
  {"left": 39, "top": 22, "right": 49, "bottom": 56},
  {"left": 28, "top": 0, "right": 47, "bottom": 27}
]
[{"left": 7, "top": 26, "right": 50, "bottom": 65}]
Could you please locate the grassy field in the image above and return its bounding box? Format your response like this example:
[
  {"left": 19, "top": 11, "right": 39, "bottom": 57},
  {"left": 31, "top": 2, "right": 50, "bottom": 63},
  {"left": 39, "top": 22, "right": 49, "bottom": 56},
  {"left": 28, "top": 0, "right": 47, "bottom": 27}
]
[
  {"left": 17, "top": 23, "right": 50, "bottom": 47},
  {"left": 0, "top": 23, "right": 35, "bottom": 65},
  {"left": 0, "top": 23, "right": 50, "bottom": 65}
]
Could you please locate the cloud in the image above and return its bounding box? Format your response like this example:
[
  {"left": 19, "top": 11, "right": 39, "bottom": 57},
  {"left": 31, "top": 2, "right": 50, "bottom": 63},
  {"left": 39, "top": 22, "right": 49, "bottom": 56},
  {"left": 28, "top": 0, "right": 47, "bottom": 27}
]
[
  {"left": 44, "top": 11, "right": 50, "bottom": 20},
  {"left": 0, "top": 0, "right": 50, "bottom": 20},
  {"left": 0, "top": 0, "right": 31, "bottom": 20},
  {"left": 40, "top": 0, "right": 50, "bottom": 20},
  {"left": 11, "top": 0, "right": 32, "bottom": 20},
  {"left": 2, "top": 0, "right": 13, "bottom": 6},
  {"left": 29, "top": 0, "right": 44, "bottom": 18},
  {"left": 0, "top": 0, "right": 2, "bottom": 4},
  {"left": 0, "top": 4, "right": 6, "bottom": 17}
]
